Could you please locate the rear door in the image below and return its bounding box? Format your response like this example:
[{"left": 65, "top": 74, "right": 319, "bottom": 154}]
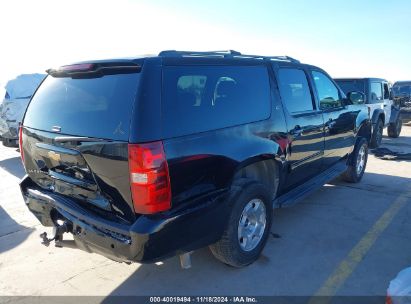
[
  {"left": 275, "top": 66, "right": 325, "bottom": 188},
  {"left": 21, "top": 62, "right": 141, "bottom": 223}
]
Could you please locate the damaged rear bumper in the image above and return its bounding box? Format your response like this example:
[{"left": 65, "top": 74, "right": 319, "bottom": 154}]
[{"left": 20, "top": 175, "right": 228, "bottom": 263}]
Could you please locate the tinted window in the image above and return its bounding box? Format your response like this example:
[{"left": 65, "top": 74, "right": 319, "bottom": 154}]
[
  {"left": 383, "top": 83, "right": 390, "bottom": 99},
  {"left": 400, "top": 86, "right": 411, "bottom": 94},
  {"left": 312, "top": 71, "right": 342, "bottom": 109},
  {"left": 24, "top": 73, "right": 140, "bottom": 141},
  {"left": 277, "top": 68, "right": 314, "bottom": 113},
  {"left": 370, "top": 82, "right": 383, "bottom": 103},
  {"left": 335, "top": 80, "right": 365, "bottom": 95},
  {"left": 162, "top": 66, "right": 271, "bottom": 137},
  {"left": 393, "top": 85, "right": 411, "bottom": 96}
]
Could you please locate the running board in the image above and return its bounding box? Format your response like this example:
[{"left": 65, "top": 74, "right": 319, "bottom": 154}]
[{"left": 274, "top": 161, "right": 347, "bottom": 208}]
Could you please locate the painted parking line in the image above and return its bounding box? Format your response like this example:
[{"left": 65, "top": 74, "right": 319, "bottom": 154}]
[{"left": 309, "top": 188, "right": 410, "bottom": 303}]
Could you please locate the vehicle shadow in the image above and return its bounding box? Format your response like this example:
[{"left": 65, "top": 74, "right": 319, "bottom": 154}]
[
  {"left": 101, "top": 246, "right": 276, "bottom": 297},
  {"left": 0, "top": 156, "right": 25, "bottom": 179},
  {"left": 101, "top": 172, "right": 411, "bottom": 297},
  {"left": 0, "top": 205, "right": 34, "bottom": 254}
]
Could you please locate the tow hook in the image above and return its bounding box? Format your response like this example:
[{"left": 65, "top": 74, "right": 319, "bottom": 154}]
[{"left": 40, "top": 221, "right": 72, "bottom": 247}]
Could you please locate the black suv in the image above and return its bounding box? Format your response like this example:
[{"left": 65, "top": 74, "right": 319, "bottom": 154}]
[
  {"left": 19, "top": 50, "right": 371, "bottom": 267},
  {"left": 392, "top": 81, "right": 411, "bottom": 108}
]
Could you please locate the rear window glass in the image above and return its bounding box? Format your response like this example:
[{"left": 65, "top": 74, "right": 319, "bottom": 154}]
[
  {"left": 24, "top": 73, "right": 140, "bottom": 141},
  {"left": 335, "top": 80, "right": 365, "bottom": 95},
  {"left": 162, "top": 65, "right": 271, "bottom": 137}
]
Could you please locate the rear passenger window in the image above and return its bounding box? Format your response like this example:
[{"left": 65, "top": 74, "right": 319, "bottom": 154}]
[
  {"left": 277, "top": 68, "right": 314, "bottom": 113},
  {"left": 162, "top": 66, "right": 271, "bottom": 137},
  {"left": 312, "top": 71, "right": 343, "bottom": 109}
]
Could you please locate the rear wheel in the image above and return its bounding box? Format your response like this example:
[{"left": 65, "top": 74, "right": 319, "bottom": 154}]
[
  {"left": 209, "top": 179, "right": 273, "bottom": 267},
  {"left": 387, "top": 118, "right": 402, "bottom": 138},
  {"left": 342, "top": 137, "right": 368, "bottom": 183},
  {"left": 370, "top": 118, "right": 383, "bottom": 148}
]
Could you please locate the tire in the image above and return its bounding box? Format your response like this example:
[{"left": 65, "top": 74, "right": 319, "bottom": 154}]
[
  {"left": 370, "top": 118, "right": 383, "bottom": 148},
  {"left": 387, "top": 118, "right": 402, "bottom": 138},
  {"left": 342, "top": 137, "right": 368, "bottom": 183},
  {"left": 209, "top": 179, "right": 273, "bottom": 267}
]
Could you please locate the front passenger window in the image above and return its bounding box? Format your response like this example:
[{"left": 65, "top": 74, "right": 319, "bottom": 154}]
[{"left": 312, "top": 71, "right": 343, "bottom": 109}]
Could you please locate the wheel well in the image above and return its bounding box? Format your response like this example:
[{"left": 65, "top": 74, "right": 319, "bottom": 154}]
[
  {"left": 232, "top": 159, "right": 280, "bottom": 200},
  {"left": 357, "top": 121, "right": 372, "bottom": 142}
]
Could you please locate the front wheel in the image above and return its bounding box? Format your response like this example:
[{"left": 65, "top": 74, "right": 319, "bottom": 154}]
[
  {"left": 209, "top": 179, "right": 273, "bottom": 267},
  {"left": 387, "top": 118, "right": 402, "bottom": 138},
  {"left": 342, "top": 137, "right": 368, "bottom": 183}
]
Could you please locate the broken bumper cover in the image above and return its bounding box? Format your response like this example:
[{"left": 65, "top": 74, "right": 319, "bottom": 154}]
[
  {"left": 20, "top": 175, "right": 228, "bottom": 263},
  {"left": 0, "top": 119, "right": 18, "bottom": 140}
]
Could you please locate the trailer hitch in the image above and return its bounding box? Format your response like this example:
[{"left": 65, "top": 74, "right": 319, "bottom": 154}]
[{"left": 40, "top": 221, "right": 71, "bottom": 247}]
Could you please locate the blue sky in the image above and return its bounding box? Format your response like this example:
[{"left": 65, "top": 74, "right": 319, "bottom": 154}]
[{"left": 0, "top": 0, "right": 410, "bottom": 90}]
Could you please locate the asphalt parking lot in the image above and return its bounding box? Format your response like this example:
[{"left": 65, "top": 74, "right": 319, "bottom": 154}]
[{"left": 1, "top": 119, "right": 411, "bottom": 300}]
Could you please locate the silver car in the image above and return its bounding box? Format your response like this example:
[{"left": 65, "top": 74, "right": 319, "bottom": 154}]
[{"left": 0, "top": 73, "right": 45, "bottom": 147}]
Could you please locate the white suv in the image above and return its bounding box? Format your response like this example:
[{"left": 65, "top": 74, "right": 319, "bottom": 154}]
[{"left": 335, "top": 78, "right": 402, "bottom": 147}]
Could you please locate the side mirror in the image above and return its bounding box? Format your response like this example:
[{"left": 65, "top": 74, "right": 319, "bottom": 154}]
[{"left": 347, "top": 91, "right": 365, "bottom": 104}]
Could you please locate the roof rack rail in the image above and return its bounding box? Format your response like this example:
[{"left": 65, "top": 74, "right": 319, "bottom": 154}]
[
  {"left": 159, "top": 50, "right": 242, "bottom": 58},
  {"left": 158, "top": 50, "right": 300, "bottom": 63},
  {"left": 234, "top": 53, "right": 300, "bottom": 63}
]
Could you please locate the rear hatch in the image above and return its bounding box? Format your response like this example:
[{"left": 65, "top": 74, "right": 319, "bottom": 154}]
[{"left": 21, "top": 61, "right": 142, "bottom": 223}]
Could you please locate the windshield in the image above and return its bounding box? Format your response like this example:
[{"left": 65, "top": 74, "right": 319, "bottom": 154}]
[
  {"left": 24, "top": 73, "right": 140, "bottom": 141},
  {"left": 335, "top": 80, "right": 366, "bottom": 95}
]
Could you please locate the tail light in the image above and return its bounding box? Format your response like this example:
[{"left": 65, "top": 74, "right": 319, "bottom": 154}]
[
  {"left": 128, "top": 141, "right": 171, "bottom": 214},
  {"left": 18, "top": 126, "right": 24, "bottom": 163}
]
